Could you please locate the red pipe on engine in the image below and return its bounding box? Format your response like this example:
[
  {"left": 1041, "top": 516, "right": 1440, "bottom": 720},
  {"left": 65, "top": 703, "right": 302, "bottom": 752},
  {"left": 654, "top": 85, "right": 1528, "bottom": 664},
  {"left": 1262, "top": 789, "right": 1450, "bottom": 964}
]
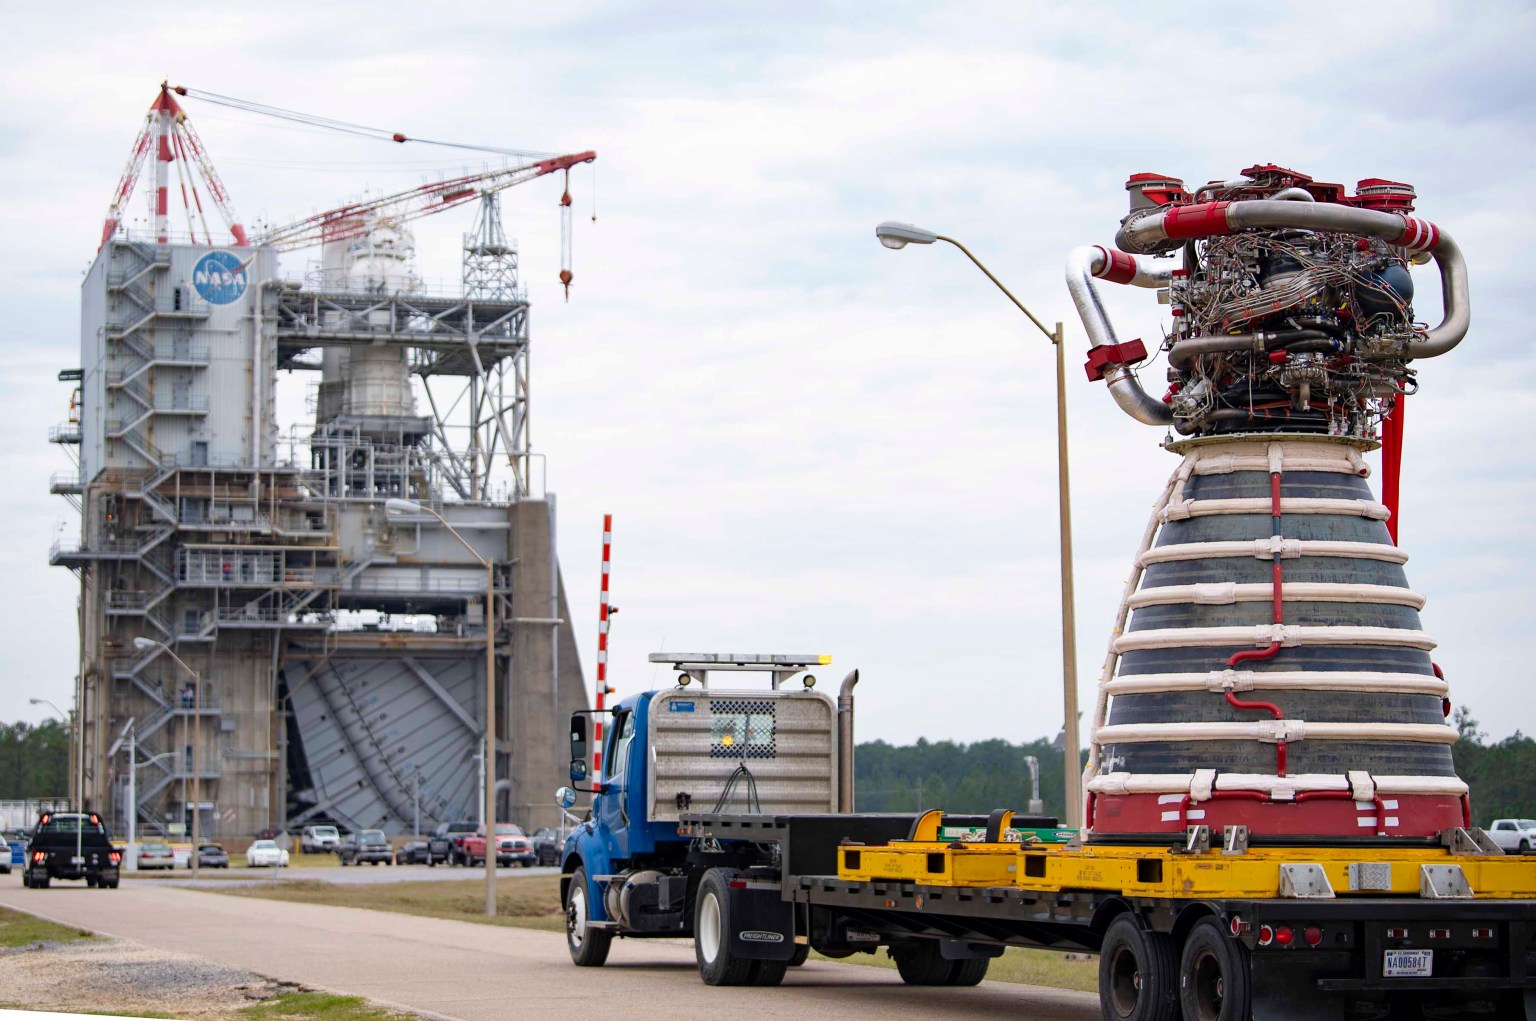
[{"left": 1222, "top": 471, "right": 1288, "bottom": 775}]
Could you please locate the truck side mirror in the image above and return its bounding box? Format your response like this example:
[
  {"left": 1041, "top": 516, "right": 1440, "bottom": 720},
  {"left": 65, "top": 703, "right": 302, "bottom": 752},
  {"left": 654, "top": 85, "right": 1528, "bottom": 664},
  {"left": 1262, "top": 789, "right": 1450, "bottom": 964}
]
[
  {"left": 555, "top": 786, "right": 578, "bottom": 810},
  {"left": 570, "top": 758, "right": 588, "bottom": 783},
  {"left": 570, "top": 713, "right": 589, "bottom": 763}
]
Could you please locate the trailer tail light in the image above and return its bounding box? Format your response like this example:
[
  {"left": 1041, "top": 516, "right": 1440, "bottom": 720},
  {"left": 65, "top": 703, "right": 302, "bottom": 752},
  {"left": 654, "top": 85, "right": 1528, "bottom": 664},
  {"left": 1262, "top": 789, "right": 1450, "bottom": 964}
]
[
  {"left": 1274, "top": 926, "right": 1294, "bottom": 947},
  {"left": 1428, "top": 928, "right": 1450, "bottom": 941},
  {"left": 1303, "top": 926, "right": 1323, "bottom": 947},
  {"left": 1472, "top": 928, "right": 1495, "bottom": 940},
  {"left": 109, "top": 851, "right": 121, "bottom": 864},
  {"left": 1257, "top": 925, "right": 1275, "bottom": 946},
  {"left": 1386, "top": 928, "right": 1408, "bottom": 939},
  {"left": 31, "top": 851, "right": 45, "bottom": 864}
]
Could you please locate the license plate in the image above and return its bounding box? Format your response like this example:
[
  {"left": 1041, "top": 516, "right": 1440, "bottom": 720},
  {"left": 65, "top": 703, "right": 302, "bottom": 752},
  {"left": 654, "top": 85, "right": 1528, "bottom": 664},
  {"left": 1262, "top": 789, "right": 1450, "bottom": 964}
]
[
  {"left": 1384, "top": 949, "right": 1433, "bottom": 977},
  {"left": 70, "top": 856, "right": 84, "bottom": 865}
]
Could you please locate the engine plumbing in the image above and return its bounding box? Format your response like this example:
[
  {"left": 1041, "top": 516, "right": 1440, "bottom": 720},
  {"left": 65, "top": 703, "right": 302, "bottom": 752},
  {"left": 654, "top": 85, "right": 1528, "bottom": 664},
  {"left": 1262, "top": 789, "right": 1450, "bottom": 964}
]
[{"left": 1070, "top": 164, "right": 1468, "bottom": 438}]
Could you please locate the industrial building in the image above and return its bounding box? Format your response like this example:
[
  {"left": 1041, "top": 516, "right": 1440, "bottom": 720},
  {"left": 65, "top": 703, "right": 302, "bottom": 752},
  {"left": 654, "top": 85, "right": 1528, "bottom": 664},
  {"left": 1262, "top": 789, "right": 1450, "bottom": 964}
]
[{"left": 49, "top": 87, "right": 591, "bottom": 841}]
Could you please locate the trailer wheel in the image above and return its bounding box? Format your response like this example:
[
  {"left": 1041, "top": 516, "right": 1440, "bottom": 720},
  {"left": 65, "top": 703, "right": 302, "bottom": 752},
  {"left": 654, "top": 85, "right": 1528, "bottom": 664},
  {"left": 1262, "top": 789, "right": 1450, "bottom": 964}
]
[
  {"left": 565, "top": 866, "right": 612, "bottom": 967},
  {"left": 694, "top": 869, "right": 756, "bottom": 986},
  {"left": 890, "top": 940, "right": 953, "bottom": 985},
  {"left": 947, "top": 957, "right": 990, "bottom": 987},
  {"left": 1179, "top": 918, "right": 1251, "bottom": 1021},
  {"left": 788, "top": 944, "right": 810, "bottom": 967},
  {"left": 1098, "top": 914, "right": 1178, "bottom": 1021}
]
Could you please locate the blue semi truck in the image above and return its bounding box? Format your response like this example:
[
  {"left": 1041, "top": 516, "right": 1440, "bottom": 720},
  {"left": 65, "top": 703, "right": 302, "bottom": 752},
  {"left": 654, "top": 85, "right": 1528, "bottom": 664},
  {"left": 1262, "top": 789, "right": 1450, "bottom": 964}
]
[{"left": 556, "top": 653, "right": 1536, "bottom": 1020}]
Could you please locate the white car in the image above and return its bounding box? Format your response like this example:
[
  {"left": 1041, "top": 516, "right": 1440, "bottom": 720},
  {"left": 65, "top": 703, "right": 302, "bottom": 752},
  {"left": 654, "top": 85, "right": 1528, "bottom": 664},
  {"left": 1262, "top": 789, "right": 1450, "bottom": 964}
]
[
  {"left": 245, "top": 839, "right": 290, "bottom": 867},
  {"left": 1488, "top": 819, "right": 1536, "bottom": 854}
]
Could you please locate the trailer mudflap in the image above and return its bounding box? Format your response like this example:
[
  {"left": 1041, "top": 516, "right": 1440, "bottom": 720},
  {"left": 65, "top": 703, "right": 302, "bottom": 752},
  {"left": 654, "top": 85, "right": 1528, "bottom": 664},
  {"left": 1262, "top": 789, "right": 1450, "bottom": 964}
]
[
  {"left": 727, "top": 881, "right": 795, "bottom": 960},
  {"left": 1250, "top": 950, "right": 1353, "bottom": 1021}
]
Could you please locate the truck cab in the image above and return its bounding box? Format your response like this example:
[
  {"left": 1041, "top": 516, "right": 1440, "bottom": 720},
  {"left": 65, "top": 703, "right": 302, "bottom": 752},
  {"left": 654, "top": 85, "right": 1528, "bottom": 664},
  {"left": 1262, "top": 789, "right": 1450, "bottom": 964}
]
[{"left": 558, "top": 653, "right": 849, "bottom": 967}]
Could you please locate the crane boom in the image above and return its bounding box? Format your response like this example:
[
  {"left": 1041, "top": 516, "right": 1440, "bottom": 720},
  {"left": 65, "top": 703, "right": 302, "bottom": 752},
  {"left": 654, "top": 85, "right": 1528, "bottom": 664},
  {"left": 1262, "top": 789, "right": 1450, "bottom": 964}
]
[{"left": 253, "top": 150, "right": 597, "bottom": 252}]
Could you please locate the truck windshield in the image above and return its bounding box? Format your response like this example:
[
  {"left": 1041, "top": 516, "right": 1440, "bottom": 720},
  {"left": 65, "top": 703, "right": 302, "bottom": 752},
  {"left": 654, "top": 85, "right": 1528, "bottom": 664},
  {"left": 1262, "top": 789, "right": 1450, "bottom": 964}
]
[{"left": 1522, "top": 821, "right": 1536, "bottom": 830}]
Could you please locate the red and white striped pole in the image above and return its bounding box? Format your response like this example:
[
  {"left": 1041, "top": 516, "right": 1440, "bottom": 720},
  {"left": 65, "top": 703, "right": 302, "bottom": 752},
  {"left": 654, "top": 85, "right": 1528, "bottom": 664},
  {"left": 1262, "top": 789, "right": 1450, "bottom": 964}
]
[
  {"left": 594, "top": 514, "right": 613, "bottom": 776},
  {"left": 152, "top": 83, "right": 176, "bottom": 243}
]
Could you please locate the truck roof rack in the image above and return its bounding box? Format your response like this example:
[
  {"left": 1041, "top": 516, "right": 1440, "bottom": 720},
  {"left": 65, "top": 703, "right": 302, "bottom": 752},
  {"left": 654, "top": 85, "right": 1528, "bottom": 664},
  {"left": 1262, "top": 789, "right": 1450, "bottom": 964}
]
[{"left": 647, "top": 652, "right": 830, "bottom": 690}]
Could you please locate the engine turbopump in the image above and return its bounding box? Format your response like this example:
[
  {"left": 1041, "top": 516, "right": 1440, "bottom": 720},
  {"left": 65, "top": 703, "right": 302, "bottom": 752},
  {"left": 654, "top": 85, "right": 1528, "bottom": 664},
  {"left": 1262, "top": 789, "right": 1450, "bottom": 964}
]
[{"left": 1070, "top": 166, "right": 1473, "bottom": 844}]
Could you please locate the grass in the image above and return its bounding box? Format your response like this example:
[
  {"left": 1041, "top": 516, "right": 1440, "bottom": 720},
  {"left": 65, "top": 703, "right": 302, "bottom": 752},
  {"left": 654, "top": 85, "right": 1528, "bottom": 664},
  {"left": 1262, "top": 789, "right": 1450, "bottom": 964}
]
[
  {"left": 0, "top": 905, "right": 96, "bottom": 948},
  {"left": 215, "top": 875, "right": 1094, "bottom": 991},
  {"left": 215, "top": 875, "right": 566, "bottom": 931},
  {"left": 238, "top": 991, "right": 408, "bottom": 1021},
  {"left": 813, "top": 946, "right": 1098, "bottom": 993}
]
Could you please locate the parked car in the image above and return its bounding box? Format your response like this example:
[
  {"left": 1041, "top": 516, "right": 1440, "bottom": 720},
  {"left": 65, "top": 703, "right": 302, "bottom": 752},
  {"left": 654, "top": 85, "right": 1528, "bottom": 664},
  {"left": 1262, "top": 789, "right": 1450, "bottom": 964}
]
[
  {"left": 197, "top": 843, "right": 230, "bottom": 868},
  {"left": 394, "top": 840, "right": 430, "bottom": 865},
  {"left": 531, "top": 827, "right": 564, "bottom": 867},
  {"left": 299, "top": 824, "right": 341, "bottom": 853},
  {"left": 245, "top": 839, "right": 290, "bottom": 867},
  {"left": 1489, "top": 819, "right": 1536, "bottom": 854},
  {"left": 137, "top": 840, "right": 176, "bottom": 870},
  {"left": 461, "top": 823, "right": 536, "bottom": 868},
  {"left": 434, "top": 820, "right": 479, "bottom": 866},
  {"left": 338, "top": 829, "right": 394, "bottom": 866}
]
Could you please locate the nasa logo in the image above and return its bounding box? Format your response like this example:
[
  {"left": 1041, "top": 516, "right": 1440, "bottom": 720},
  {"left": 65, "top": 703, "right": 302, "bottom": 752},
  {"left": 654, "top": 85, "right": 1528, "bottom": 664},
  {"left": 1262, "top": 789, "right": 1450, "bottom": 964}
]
[{"left": 192, "top": 250, "right": 249, "bottom": 305}]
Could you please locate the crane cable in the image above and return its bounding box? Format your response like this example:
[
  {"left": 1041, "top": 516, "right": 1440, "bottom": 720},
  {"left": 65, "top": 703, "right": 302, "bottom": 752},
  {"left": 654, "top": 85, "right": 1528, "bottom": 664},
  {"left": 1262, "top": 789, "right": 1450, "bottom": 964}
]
[{"left": 171, "top": 86, "right": 558, "bottom": 160}]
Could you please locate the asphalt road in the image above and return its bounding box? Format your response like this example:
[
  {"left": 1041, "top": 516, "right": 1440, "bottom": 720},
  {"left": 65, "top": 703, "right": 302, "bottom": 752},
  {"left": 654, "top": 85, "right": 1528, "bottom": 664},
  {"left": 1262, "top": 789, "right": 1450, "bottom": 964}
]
[{"left": 0, "top": 872, "right": 1100, "bottom": 1021}]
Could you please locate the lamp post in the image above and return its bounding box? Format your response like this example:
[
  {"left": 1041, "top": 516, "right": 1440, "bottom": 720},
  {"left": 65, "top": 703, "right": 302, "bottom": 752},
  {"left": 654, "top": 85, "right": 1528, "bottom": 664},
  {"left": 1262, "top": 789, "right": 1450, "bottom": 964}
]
[
  {"left": 133, "top": 638, "right": 204, "bottom": 877},
  {"left": 386, "top": 497, "right": 498, "bottom": 916},
  {"left": 126, "top": 748, "right": 177, "bottom": 869},
  {"left": 30, "top": 697, "right": 83, "bottom": 868},
  {"left": 875, "top": 221, "right": 1083, "bottom": 828}
]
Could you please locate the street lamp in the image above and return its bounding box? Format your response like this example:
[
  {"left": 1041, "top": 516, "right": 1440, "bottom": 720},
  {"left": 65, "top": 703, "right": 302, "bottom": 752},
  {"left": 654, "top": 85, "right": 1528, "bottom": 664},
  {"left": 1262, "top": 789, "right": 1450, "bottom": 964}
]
[
  {"left": 30, "top": 697, "right": 83, "bottom": 867},
  {"left": 875, "top": 221, "right": 1084, "bottom": 828},
  {"left": 386, "top": 497, "right": 498, "bottom": 916},
  {"left": 134, "top": 637, "right": 204, "bottom": 877}
]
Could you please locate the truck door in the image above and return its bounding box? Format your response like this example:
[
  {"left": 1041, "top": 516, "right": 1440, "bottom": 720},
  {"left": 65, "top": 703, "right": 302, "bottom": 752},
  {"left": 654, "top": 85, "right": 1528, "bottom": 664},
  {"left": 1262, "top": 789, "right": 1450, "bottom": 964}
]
[{"left": 597, "top": 709, "right": 636, "bottom": 861}]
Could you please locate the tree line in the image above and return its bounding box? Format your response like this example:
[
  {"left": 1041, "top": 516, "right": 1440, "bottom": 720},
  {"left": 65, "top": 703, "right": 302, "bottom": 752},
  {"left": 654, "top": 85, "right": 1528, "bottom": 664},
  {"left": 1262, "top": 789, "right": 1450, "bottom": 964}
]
[
  {"left": 855, "top": 708, "right": 1536, "bottom": 827},
  {"left": 2, "top": 709, "right": 1531, "bottom": 827},
  {"left": 0, "top": 719, "right": 69, "bottom": 800}
]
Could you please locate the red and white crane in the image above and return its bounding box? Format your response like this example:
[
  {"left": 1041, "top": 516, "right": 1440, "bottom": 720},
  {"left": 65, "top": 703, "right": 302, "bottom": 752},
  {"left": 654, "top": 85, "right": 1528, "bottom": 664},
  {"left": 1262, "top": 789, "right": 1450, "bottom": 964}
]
[
  {"left": 99, "top": 83, "right": 595, "bottom": 295},
  {"left": 100, "top": 82, "right": 248, "bottom": 249}
]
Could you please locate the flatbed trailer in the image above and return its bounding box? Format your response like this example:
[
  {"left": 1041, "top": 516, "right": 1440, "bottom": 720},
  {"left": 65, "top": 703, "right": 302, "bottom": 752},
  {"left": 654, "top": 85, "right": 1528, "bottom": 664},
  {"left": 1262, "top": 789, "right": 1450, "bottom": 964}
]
[
  {"left": 673, "top": 811, "right": 1536, "bottom": 1021},
  {"left": 556, "top": 655, "right": 1536, "bottom": 1021}
]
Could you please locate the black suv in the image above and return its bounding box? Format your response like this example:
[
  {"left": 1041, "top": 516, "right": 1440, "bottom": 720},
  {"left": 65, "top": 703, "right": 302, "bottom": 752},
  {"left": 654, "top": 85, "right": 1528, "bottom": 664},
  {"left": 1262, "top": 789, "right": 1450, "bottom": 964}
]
[
  {"left": 337, "top": 829, "right": 394, "bottom": 866},
  {"left": 432, "top": 820, "right": 478, "bottom": 866}
]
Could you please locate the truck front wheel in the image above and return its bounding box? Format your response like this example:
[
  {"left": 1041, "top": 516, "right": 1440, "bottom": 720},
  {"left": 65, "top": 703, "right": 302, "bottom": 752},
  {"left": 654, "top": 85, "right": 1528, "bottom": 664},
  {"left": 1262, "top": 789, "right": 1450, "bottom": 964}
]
[
  {"left": 695, "top": 869, "right": 756, "bottom": 986},
  {"left": 1098, "top": 914, "right": 1178, "bottom": 1021},
  {"left": 565, "top": 866, "right": 612, "bottom": 967},
  {"left": 1179, "top": 918, "right": 1251, "bottom": 1021}
]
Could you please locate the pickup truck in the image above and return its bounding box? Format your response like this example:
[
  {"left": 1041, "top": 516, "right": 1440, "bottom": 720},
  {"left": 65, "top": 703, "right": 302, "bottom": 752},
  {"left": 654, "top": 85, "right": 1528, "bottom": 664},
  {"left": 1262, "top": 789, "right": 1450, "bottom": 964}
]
[
  {"left": 1488, "top": 819, "right": 1536, "bottom": 854},
  {"left": 338, "top": 829, "right": 395, "bottom": 866},
  {"left": 461, "top": 824, "right": 535, "bottom": 867},
  {"left": 22, "top": 812, "right": 121, "bottom": 889},
  {"left": 433, "top": 820, "right": 478, "bottom": 865}
]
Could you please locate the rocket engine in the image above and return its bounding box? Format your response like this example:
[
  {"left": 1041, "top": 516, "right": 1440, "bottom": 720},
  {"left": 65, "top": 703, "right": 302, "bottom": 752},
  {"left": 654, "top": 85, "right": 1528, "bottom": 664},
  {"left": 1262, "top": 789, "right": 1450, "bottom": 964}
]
[{"left": 1070, "top": 164, "right": 1471, "bottom": 843}]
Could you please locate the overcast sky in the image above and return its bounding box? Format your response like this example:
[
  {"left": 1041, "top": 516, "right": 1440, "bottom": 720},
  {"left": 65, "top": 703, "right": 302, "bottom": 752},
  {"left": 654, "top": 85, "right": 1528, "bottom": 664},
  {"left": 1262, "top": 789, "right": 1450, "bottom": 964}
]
[{"left": 3, "top": 2, "right": 1534, "bottom": 754}]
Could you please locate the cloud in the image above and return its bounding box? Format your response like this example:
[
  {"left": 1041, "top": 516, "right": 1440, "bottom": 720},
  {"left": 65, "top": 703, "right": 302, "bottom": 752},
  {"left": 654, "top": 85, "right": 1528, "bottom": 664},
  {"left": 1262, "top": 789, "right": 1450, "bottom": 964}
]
[{"left": 3, "top": 2, "right": 1533, "bottom": 755}]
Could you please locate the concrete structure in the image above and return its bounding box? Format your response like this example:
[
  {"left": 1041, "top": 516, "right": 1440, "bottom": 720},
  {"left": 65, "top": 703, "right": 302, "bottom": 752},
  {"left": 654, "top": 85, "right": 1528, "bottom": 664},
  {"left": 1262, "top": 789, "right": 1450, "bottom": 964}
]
[{"left": 52, "top": 196, "right": 587, "bottom": 841}]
